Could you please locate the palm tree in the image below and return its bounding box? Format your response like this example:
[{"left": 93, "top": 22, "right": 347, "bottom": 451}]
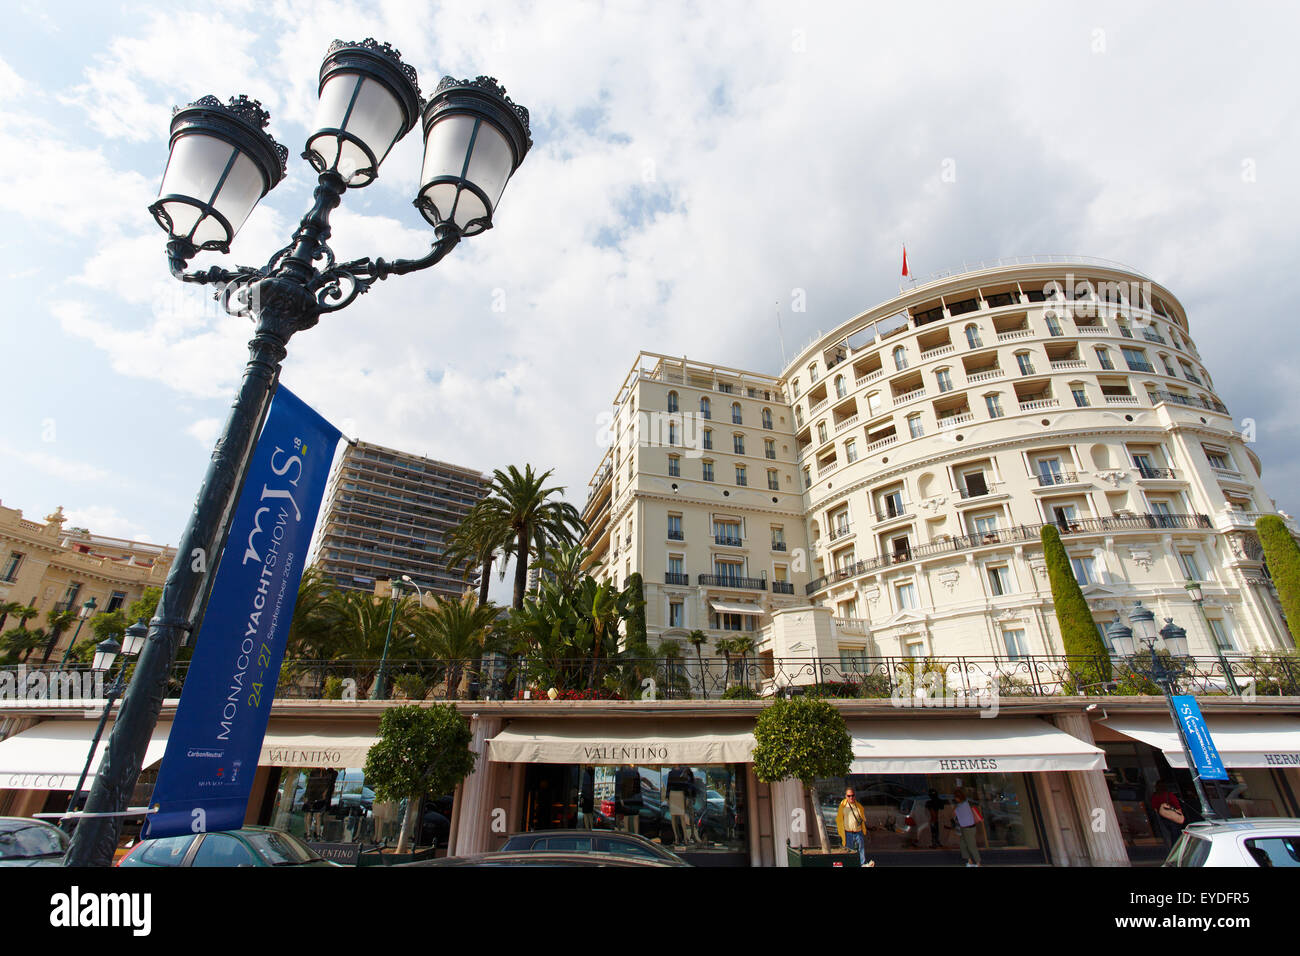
[
  {"left": 413, "top": 593, "right": 504, "bottom": 699},
  {"left": 656, "top": 638, "right": 691, "bottom": 699},
  {"left": 688, "top": 629, "right": 708, "bottom": 698},
  {"left": 477, "top": 465, "right": 584, "bottom": 610},
  {"left": 731, "top": 635, "right": 757, "bottom": 689},
  {"left": 284, "top": 568, "right": 343, "bottom": 694},
  {"left": 715, "top": 637, "right": 736, "bottom": 692},
  {"left": 0, "top": 601, "right": 24, "bottom": 632},
  {"left": 40, "top": 608, "right": 76, "bottom": 663},
  {"left": 536, "top": 543, "right": 592, "bottom": 598},
  {"left": 445, "top": 502, "right": 512, "bottom": 608},
  {"left": 328, "top": 589, "right": 418, "bottom": 697},
  {"left": 583, "top": 578, "right": 621, "bottom": 690},
  {"left": 13, "top": 605, "right": 37, "bottom": 630}
]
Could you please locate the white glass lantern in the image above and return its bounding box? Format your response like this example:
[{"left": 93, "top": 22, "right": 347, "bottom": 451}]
[
  {"left": 416, "top": 76, "right": 532, "bottom": 236},
  {"left": 1128, "top": 600, "right": 1158, "bottom": 645},
  {"left": 1105, "top": 618, "right": 1135, "bottom": 658},
  {"left": 78, "top": 597, "right": 97, "bottom": 621},
  {"left": 304, "top": 39, "right": 421, "bottom": 188},
  {"left": 150, "top": 95, "right": 287, "bottom": 255},
  {"left": 121, "top": 621, "right": 148, "bottom": 658},
  {"left": 92, "top": 637, "right": 121, "bottom": 674},
  {"left": 1159, "top": 618, "right": 1190, "bottom": 657}
]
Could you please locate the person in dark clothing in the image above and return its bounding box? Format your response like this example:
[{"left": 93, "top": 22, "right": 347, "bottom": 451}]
[
  {"left": 1151, "top": 780, "right": 1186, "bottom": 846},
  {"left": 925, "top": 789, "right": 946, "bottom": 848}
]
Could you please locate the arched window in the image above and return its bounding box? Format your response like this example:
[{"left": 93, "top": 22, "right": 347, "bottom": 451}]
[
  {"left": 667, "top": 390, "right": 679, "bottom": 412},
  {"left": 761, "top": 407, "right": 773, "bottom": 429},
  {"left": 893, "top": 346, "right": 908, "bottom": 371},
  {"left": 1015, "top": 351, "right": 1034, "bottom": 375},
  {"left": 731, "top": 402, "right": 743, "bottom": 424},
  {"left": 795, "top": 406, "right": 804, "bottom": 427},
  {"left": 965, "top": 324, "right": 982, "bottom": 349},
  {"left": 808, "top": 362, "right": 819, "bottom": 383},
  {"left": 934, "top": 368, "right": 953, "bottom": 393},
  {"left": 817, "top": 421, "right": 828, "bottom": 444},
  {"left": 834, "top": 375, "right": 846, "bottom": 399},
  {"left": 700, "top": 396, "right": 711, "bottom": 419}
]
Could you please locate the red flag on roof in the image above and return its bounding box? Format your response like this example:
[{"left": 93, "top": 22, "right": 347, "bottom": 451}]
[{"left": 901, "top": 245, "right": 910, "bottom": 278}]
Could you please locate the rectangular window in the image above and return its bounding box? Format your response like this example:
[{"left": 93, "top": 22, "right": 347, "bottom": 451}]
[
  {"left": 987, "top": 565, "right": 1011, "bottom": 596},
  {"left": 803, "top": 468, "right": 811, "bottom": 489},
  {"left": 1002, "top": 628, "right": 1028, "bottom": 659},
  {"left": 1207, "top": 618, "right": 1235, "bottom": 652},
  {"left": 1046, "top": 314, "right": 1062, "bottom": 336},
  {"left": 844, "top": 439, "right": 858, "bottom": 463},
  {"left": 765, "top": 439, "right": 776, "bottom": 459},
  {"left": 908, "top": 414, "right": 924, "bottom": 438},
  {"left": 895, "top": 581, "right": 918, "bottom": 610},
  {"left": 1204, "top": 448, "right": 1232, "bottom": 470},
  {"left": 735, "top": 465, "right": 747, "bottom": 486},
  {"left": 667, "top": 515, "right": 683, "bottom": 539},
  {"left": 767, "top": 469, "right": 779, "bottom": 490},
  {"left": 668, "top": 455, "right": 680, "bottom": 477},
  {"left": 669, "top": 602, "right": 684, "bottom": 628},
  {"left": 1095, "top": 347, "right": 1114, "bottom": 370},
  {"left": 1, "top": 552, "right": 21, "bottom": 582},
  {"left": 1072, "top": 386, "right": 1090, "bottom": 407},
  {"left": 1178, "top": 551, "right": 1203, "bottom": 581},
  {"left": 703, "top": 430, "right": 713, "bottom": 450},
  {"left": 734, "top": 434, "right": 745, "bottom": 455},
  {"left": 1070, "top": 556, "right": 1096, "bottom": 586},
  {"left": 702, "top": 460, "right": 714, "bottom": 482},
  {"left": 904, "top": 640, "right": 925, "bottom": 657},
  {"left": 1016, "top": 352, "right": 1035, "bottom": 375},
  {"left": 985, "top": 394, "right": 1004, "bottom": 418},
  {"left": 106, "top": 591, "right": 127, "bottom": 612},
  {"left": 668, "top": 555, "right": 684, "bottom": 575},
  {"left": 972, "top": 513, "right": 999, "bottom": 535},
  {"left": 936, "top": 369, "right": 953, "bottom": 393},
  {"left": 772, "top": 527, "right": 786, "bottom": 548}
]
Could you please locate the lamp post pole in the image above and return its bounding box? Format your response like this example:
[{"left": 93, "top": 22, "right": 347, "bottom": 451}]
[
  {"left": 374, "top": 581, "right": 404, "bottom": 701},
  {"left": 65, "top": 39, "right": 531, "bottom": 867},
  {"left": 1144, "top": 640, "right": 1219, "bottom": 821},
  {"left": 59, "top": 597, "right": 98, "bottom": 666}
]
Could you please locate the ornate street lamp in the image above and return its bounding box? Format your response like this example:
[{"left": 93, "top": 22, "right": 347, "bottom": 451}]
[
  {"left": 66, "top": 38, "right": 531, "bottom": 867},
  {"left": 1115, "top": 600, "right": 1221, "bottom": 821}
]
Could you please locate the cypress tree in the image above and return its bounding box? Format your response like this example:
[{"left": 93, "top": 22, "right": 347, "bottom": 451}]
[
  {"left": 1256, "top": 515, "right": 1300, "bottom": 641},
  {"left": 1040, "top": 525, "right": 1111, "bottom": 687}
]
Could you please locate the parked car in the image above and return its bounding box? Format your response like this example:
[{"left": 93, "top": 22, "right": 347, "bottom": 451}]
[
  {"left": 0, "top": 817, "right": 69, "bottom": 867},
  {"left": 500, "top": 829, "right": 691, "bottom": 866},
  {"left": 1164, "top": 818, "right": 1300, "bottom": 867},
  {"left": 401, "top": 850, "right": 680, "bottom": 867},
  {"left": 117, "top": 826, "right": 338, "bottom": 867}
]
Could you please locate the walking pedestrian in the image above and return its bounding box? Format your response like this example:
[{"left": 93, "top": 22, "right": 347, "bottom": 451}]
[
  {"left": 835, "top": 786, "right": 873, "bottom": 867},
  {"left": 925, "top": 789, "right": 946, "bottom": 848}
]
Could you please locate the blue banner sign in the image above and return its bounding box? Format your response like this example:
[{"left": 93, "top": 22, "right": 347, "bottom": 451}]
[
  {"left": 1170, "top": 695, "right": 1230, "bottom": 782},
  {"left": 143, "top": 386, "right": 341, "bottom": 839}
]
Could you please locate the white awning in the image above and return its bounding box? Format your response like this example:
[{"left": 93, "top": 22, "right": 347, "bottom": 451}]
[
  {"left": 258, "top": 721, "right": 378, "bottom": 768},
  {"left": 847, "top": 718, "right": 1106, "bottom": 774},
  {"left": 0, "top": 719, "right": 171, "bottom": 791},
  {"left": 709, "top": 600, "right": 764, "bottom": 616},
  {"left": 1101, "top": 715, "right": 1300, "bottom": 770},
  {"left": 488, "top": 719, "right": 755, "bottom": 764}
]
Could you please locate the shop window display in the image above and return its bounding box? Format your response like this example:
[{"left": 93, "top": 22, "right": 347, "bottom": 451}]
[
  {"left": 268, "top": 767, "right": 452, "bottom": 849},
  {"left": 813, "top": 772, "right": 1042, "bottom": 857},
  {"left": 522, "top": 763, "right": 747, "bottom": 856}
]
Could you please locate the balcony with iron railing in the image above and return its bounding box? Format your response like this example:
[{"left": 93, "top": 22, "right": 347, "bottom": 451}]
[
  {"left": 772, "top": 581, "right": 795, "bottom": 594},
  {"left": 805, "top": 512, "right": 1213, "bottom": 593},
  {"left": 827, "top": 523, "right": 853, "bottom": 541},
  {"left": 714, "top": 534, "right": 744, "bottom": 547},
  {"left": 1036, "top": 471, "right": 1078, "bottom": 486},
  {"left": 664, "top": 572, "right": 690, "bottom": 585},
  {"left": 1135, "top": 466, "right": 1178, "bottom": 480},
  {"left": 1125, "top": 360, "right": 1156, "bottom": 373},
  {"left": 771, "top": 541, "right": 787, "bottom": 551},
  {"left": 668, "top": 529, "right": 684, "bottom": 540},
  {"left": 698, "top": 574, "right": 767, "bottom": 590}
]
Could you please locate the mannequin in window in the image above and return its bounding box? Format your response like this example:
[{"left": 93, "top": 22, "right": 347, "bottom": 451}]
[
  {"left": 666, "top": 765, "right": 696, "bottom": 846},
  {"left": 614, "top": 764, "right": 642, "bottom": 834},
  {"left": 578, "top": 767, "right": 596, "bottom": 830}
]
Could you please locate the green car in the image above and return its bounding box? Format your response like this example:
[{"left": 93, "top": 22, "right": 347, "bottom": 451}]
[{"left": 117, "top": 825, "right": 338, "bottom": 867}]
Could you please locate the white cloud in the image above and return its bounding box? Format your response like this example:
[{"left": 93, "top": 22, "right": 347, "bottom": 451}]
[
  {"left": 60, "top": 505, "right": 156, "bottom": 543},
  {"left": 185, "top": 417, "right": 223, "bottom": 447},
  {"left": 0, "top": 441, "right": 112, "bottom": 484},
  {"left": 0, "top": 56, "right": 24, "bottom": 99}
]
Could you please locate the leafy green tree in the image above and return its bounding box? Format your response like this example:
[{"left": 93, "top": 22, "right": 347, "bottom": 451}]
[
  {"left": 363, "top": 704, "right": 477, "bottom": 854},
  {"left": 1257, "top": 515, "right": 1300, "bottom": 642},
  {"left": 477, "top": 465, "right": 584, "bottom": 610},
  {"left": 536, "top": 543, "right": 591, "bottom": 598},
  {"left": 731, "top": 635, "right": 756, "bottom": 689},
  {"left": 752, "top": 698, "right": 853, "bottom": 850},
  {"left": 1040, "top": 525, "right": 1110, "bottom": 690},
  {"left": 0, "top": 601, "right": 25, "bottom": 632},
  {"left": 328, "top": 589, "right": 418, "bottom": 697},
  {"left": 40, "top": 609, "right": 76, "bottom": 663},
  {"left": 714, "top": 638, "right": 736, "bottom": 691},
  {"left": 622, "top": 573, "right": 646, "bottom": 648}
]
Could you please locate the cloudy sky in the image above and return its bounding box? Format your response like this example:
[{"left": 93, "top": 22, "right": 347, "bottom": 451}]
[{"left": 2, "top": 1, "right": 1298, "bottom": 598}]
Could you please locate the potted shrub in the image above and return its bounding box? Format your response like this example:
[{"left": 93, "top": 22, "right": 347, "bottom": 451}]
[
  {"left": 752, "top": 697, "right": 856, "bottom": 867},
  {"left": 363, "top": 704, "right": 476, "bottom": 858}
]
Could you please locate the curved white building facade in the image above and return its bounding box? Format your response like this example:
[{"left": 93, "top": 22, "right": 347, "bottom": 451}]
[{"left": 582, "top": 260, "right": 1294, "bottom": 673}]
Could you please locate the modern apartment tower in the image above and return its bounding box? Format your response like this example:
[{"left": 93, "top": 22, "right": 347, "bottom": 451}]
[
  {"left": 582, "top": 258, "right": 1295, "bottom": 667},
  {"left": 312, "top": 440, "right": 490, "bottom": 598}
]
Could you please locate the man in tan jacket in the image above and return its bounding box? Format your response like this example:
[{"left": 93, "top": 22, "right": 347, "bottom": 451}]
[{"left": 835, "top": 787, "right": 873, "bottom": 867}]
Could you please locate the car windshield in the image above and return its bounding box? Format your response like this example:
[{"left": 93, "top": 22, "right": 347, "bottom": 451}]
[
  {"left": 244, "top": 830, "right": 320, "bottom": 865},
  {"left": 0, "top": 822, "right": 68, "bottom": 860}
]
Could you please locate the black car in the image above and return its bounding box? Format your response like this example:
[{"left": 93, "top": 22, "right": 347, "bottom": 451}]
[
  {"left": 500, "top": 830, "right": 691, "bottom": 866},
  {"left": 0, "top": 817, "right": 70, "bottom": 867}
]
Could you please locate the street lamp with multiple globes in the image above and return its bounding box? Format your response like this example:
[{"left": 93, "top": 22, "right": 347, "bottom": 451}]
[
  {"left": 1106, "top": 601, "right": 1220, "bottom": 820},
  {"left": 65, "top": 38, "right": 531, "bottom": 867}
]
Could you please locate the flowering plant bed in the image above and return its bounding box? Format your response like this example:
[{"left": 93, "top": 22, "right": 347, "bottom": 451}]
[{"left": 513, "top": 688, "right": 625, "bottom": 700}]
